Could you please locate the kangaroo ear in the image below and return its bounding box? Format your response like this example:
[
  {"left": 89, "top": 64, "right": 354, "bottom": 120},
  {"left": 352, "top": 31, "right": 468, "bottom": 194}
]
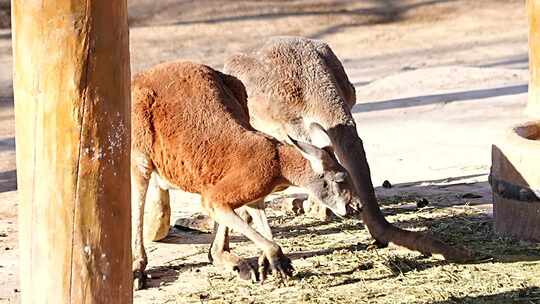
[
  {"left": 287, "top": 135, "right": 326, "bottom": 174},
  {"left": 309, "top": 123, "right": 332, "bottom": 149}
]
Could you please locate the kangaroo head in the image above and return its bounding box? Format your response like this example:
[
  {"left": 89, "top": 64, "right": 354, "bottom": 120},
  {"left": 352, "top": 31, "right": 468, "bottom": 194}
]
[{"left": 288, "top": 123, "right": 354, "bottom": 216}]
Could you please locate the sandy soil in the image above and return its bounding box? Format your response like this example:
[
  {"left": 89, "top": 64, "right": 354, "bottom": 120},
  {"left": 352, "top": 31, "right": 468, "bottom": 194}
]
[{"left": 1, "top": 0, "right": 539, "bottom": 303}]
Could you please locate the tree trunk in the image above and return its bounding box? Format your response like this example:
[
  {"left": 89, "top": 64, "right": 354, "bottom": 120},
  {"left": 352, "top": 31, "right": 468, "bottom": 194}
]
[
  {"left": 528, "top": 0, "right": 540, "bottom": 117},
  {"left": 12, "top": 0, "right": 132, "bottom": 302}
]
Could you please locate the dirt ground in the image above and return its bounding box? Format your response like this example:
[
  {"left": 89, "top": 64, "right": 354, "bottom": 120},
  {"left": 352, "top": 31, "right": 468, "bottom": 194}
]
[{"left": 1, "top": 0, "right": 540, "bottom": 303}]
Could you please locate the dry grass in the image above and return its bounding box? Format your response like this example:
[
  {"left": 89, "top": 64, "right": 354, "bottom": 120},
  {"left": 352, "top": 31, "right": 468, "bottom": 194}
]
[{"left": 140, "top": 194, "right": 540, "bottom": 304}]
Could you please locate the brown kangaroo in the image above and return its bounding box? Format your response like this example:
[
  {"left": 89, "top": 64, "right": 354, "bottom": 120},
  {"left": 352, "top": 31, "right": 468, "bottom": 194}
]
[
  {"left": 131, "top": 61, "right": 357, "bottom": 289},
  {"left": 223, "top": 36, "right": 474, "bottom": 262}
]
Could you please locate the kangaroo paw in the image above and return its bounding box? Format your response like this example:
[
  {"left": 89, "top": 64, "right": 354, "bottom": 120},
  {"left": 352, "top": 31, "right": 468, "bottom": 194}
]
[
  {"left": 133, "top": 270, "right": 146, "bottom": 291},
  {"left": 258, "top": 246, "right": 294, "bottom": 283}
]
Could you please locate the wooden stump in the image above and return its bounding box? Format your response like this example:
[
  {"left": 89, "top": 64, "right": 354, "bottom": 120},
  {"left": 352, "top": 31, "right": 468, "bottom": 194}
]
[
  {"left": 491, "top": 121, "right": 540, "bottom": 241},
  {"left": 492, "top": 1, "right": 540, "bottom": 241},
  {"left": 12, "top": 1, "right": 132, "bottom": 302}
]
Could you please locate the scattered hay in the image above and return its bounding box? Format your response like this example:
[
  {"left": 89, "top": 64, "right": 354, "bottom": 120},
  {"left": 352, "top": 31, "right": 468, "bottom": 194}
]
[{"left": 148, "top": 194, "right": 540, "bottom": 304}]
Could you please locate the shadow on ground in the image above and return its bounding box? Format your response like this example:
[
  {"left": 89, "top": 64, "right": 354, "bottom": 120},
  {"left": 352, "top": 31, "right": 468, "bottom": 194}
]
[
  {"left": 0, "top": 137, "right": 14, "bottom": 152},
  {"left": 0, "top": 169, "right": 16, "bottom": 193},
  {"left": 0, "top": 31, "right": 10, "bottom": 40},
  {"left": 353, "top": 84, "right": 528, "bottom": 113},
  {"left": 128, "top": 0, "right": 457, "bottom": 29},
  {"left": 477, "top": 54, "right": 528, "bottom": 70},
  {"left": 144, "top": 260, "right": 210, "bottom": 289}
]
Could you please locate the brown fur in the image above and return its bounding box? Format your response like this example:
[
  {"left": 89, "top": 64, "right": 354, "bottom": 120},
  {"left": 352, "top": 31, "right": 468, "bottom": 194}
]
[{"left": 131, "top": 61, "right": 312, "bottom": 209}]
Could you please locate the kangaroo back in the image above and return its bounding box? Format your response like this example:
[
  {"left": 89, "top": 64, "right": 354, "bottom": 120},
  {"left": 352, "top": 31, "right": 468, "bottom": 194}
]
[{"left": 131, "top": 61, "right": 275, "bottom": 194}]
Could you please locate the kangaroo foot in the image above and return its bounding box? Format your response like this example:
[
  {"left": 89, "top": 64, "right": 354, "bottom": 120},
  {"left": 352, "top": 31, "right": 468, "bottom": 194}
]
[
  {"left": 212, "top": 251, "right": 258, "bottom": 282},
  {"left": 133, "top": 270, "right": 146, "bottom": 291},
  {"left": 258, "top": 246, "right": 294, "bottom": 283},
  {"left": 132, "top": 256, "right": 148, "bottom": 291}
]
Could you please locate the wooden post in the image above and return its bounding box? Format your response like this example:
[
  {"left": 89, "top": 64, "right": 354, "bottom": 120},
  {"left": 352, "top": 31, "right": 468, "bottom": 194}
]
[
  {"left": 528, "top": 0, "right": 540, "bottom": 117},
  {"left": 12, "top": 1, "right": 132, "bottom": 303}
]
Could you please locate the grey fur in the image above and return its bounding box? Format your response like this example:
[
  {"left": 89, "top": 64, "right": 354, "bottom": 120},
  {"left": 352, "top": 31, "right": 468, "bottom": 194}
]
[{"left": 224, "top": 36, "right": 356, "bottom": 145}]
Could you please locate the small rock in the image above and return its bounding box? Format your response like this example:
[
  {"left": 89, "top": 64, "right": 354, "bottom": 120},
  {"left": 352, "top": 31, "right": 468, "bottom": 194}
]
[
  {"left": 382, "top": 180, "right": 392, "bottom": 189},
  {"left": 174, "top": 213, "right": 213, "bottom": 233},
  {"left": 0, "top": 232, "right": 7, "bottom": 237},
  {"left": 4, "top": 247, "right": 10, "bottom": 251},
  {"left": 462, "top": 193, "right": 482, "bottom": 199},
  {"left": 416, "top": 198, "right": 429, "bottom": 208},
  {"left": 14, "top": 289, "right": 19, "bottom": 293}
]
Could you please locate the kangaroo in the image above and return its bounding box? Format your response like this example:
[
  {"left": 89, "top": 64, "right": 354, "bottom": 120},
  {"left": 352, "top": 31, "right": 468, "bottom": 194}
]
[
  {"left": 131, "top": 61, "right": 356, "bottom": 289},
  {"left": 222, "top": 36, "right": 474, "bottom": 262}
]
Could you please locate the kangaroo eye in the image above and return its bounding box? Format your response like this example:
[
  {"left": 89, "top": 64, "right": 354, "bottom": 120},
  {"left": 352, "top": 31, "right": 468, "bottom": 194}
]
[{"left": 335, "top": 172, "right": 347, "bottom": 183}]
